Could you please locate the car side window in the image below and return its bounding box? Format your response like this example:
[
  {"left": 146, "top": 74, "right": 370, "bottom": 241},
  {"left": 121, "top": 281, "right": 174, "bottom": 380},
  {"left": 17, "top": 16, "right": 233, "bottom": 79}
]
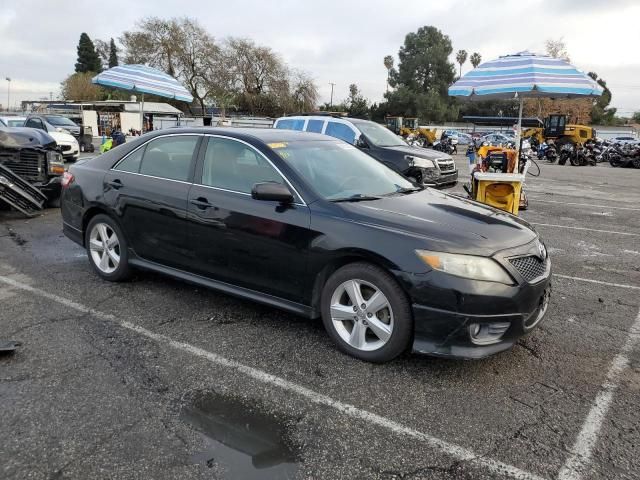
[
  {"left": 325, "top": 122, "right": 356, "bottom": 144},
  {"left": 201, "top": 137, "right": 284, "bottom": 194},
  {"left": 306, "top": 119, "right": 324, "bottom": 133},
  {"left": 138, "top": 135, "right": 199, "bottom": 182},
  {"left": 25, "top": 118, "right": 44, "bottom": 130},
  {"left": 114, "top": 146, "right": 145, "bottom": 173}
]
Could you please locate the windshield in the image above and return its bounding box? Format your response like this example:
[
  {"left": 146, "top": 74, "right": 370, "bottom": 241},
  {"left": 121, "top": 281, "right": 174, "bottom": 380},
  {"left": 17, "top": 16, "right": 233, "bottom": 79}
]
[
  {"left": 269, "top": 140, "right": 414, "bottom": 200},
  {"left": 354, "top": 121, "right": 406, "bottom": 147},
  {"left": 45, "top": 116, "right": 78, "bottom": 127},
  {"left": 7, "top": 119, "right": 25, "bottom": 127}
]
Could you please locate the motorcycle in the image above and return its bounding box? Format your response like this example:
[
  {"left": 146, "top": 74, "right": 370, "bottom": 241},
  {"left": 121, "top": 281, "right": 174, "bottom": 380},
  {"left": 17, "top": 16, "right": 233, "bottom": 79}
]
[
  {"left": 432, "top": 137, "right": 457, "bottom": 155},
  {"left": 558, "top": 142, "right": 595, "bottom": 166}
]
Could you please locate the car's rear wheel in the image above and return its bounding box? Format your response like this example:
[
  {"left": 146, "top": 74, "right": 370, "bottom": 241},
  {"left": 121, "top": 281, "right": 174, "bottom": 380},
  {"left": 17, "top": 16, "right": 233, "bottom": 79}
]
[
  {"left": 321, "top": 262, "right": 412, "bottom": 363},
  {"left": 85, "top": 214, "right": 131, "bottom": 281}
]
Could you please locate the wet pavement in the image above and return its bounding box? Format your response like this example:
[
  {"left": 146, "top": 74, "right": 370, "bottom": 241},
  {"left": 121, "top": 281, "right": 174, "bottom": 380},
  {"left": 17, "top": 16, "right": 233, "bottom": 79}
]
[{"left": 0, "top": 156, "right": 639, "bottom": 479}]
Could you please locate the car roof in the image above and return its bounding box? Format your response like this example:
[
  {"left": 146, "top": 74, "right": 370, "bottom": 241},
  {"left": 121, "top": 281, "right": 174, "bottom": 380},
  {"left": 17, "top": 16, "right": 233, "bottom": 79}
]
[
  {"left": 156, "top": 127, "right": 334, "bottom": 143},
  {"left": 275, "top": 115, "right": 374, "bottom": 128}
]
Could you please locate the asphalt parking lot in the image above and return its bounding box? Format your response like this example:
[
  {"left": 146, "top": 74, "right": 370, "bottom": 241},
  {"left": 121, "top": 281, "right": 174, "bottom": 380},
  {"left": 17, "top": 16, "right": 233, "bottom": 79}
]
[{"left": 1, "top": 154, "right": 639, "bottom": 480}]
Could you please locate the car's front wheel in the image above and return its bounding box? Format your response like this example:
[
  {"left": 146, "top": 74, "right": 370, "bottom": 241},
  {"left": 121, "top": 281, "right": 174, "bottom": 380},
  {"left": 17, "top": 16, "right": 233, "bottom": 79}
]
[
  {"left": 321, "top": 262, "right": 412, "bottom": 363},
  {"left": 85, "top": 214, "right": 131, "bottom": 281}
]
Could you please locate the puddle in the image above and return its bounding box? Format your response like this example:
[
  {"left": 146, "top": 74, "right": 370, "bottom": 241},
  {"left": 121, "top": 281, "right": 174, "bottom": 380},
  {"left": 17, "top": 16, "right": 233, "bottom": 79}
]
[{"left": 181, "top": 391, "right": 300, "bottom": 479}]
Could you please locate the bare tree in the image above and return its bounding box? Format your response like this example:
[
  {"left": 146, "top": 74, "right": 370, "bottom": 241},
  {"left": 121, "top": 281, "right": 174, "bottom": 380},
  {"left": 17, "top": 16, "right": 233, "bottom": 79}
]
[{"left": 545, "top": 38, "right": 570, "bottom": 61}]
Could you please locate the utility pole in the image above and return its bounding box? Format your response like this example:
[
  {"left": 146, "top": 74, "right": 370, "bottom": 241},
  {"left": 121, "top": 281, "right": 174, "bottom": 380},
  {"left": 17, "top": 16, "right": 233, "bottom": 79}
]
[
  {"left": 329, "top": 82, "right": 335, "bottom": 109},
  {"left": 5, "top": 77, "right": 11, "bottom": 112},
  {"left": 49, "top": 91, "right": 53, "bottom": 101}
]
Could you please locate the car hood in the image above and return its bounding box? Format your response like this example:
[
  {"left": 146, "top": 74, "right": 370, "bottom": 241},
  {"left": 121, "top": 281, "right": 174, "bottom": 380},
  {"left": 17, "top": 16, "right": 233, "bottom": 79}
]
[
  {"left": 339, "top": 189, "right": 538, "bottom": 256},
  {"left": 0, "top": 127, "right": 57, "bottom": 149},
  {"left": 380, "top": 144, "right": 451, "bottom": 161},
  {"left": 48, "top": 131, "right": 77, "bottom": 144}
]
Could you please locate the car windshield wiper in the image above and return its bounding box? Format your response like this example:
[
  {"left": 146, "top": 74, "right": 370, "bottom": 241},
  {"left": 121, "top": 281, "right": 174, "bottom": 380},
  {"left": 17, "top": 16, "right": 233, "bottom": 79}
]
[
  {"left": 330, "top": 194, "right": 382, "bottom": 203},
  {"left": 395, "top": 186, "right": 424, "bottom": 194}
]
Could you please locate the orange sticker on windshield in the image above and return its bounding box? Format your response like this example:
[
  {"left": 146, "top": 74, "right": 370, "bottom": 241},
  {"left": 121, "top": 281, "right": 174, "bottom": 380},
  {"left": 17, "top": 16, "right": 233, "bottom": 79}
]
[{"left": 267, "top": 142, "right": 287, "bottom": 149}]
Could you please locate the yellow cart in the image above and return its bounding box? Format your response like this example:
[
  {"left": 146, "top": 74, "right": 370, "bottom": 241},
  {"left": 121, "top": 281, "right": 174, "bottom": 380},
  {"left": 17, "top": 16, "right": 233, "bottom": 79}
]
[{"left": 472, "top": 172, "right": 524, "bottom": 215}]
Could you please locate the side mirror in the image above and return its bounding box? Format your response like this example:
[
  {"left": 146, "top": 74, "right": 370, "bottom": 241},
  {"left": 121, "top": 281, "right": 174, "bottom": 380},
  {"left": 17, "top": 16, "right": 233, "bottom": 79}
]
[
  {"left": 355, "top": 135, "right": 368, "bottom": 148},
  {"left": 251, "top": 182, "right": 293, "bottom": 203}
]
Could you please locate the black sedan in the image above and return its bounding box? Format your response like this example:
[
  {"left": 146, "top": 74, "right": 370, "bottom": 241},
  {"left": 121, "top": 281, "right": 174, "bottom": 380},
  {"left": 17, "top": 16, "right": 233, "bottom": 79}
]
[{"left": 61, "top": 128, "right": 551, "bottom": 363}]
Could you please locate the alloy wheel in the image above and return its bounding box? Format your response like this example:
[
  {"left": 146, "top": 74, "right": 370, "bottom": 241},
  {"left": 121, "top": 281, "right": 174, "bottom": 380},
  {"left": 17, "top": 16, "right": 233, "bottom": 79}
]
[
  {"left": 329, "top": 279, "right": 394, "bottom": 352},
  {"left": 89, "top": 222, "right": 120, "bottom": 274}
]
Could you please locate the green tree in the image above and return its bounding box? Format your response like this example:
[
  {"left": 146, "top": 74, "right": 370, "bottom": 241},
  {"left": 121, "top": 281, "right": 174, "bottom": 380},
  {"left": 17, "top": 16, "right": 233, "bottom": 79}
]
[
  {"left": 469, "top": 52, "right": 482, "bottom": 69},
  {"left": 383, "top": 55, "right": 394, "bottom": 93},
  {"left": 588, "top": 72, "right": 616, "bottom": 125},
  {"left": 632, "top": 112, "right": 640, "bottom": 123},
  {"left": 345, "top": 83, "right": 369, "bottom": 117},
  {"left": 455, "top": 49, "right": 467, "bottom": 77},
  {"left": 385, "top": 26, "right": 457, "bottom": 122},
  {"left": 75, "top": 33, "right": 102, "bottom": 73},
  {"left": 108, "top": 38, "right": 119, "bottom": 68}
]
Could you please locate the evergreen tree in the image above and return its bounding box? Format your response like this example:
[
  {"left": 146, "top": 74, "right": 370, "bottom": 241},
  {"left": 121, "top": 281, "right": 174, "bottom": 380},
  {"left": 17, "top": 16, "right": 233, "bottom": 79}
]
[
  {"left": 108, "top": 38, "right": 118, "bottom": 68},
  {"left": 75, "top": 33, "right": 102, "bottom": 73},
  {"left": 385, "top": 26, "right": 458, "bottom": 122}
]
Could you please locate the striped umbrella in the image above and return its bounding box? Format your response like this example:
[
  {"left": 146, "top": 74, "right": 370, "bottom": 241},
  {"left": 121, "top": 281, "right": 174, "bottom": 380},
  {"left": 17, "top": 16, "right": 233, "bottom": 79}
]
[
  {"left": 92, "top": 64, "right": 193, "bottom": 132},
  {"left": 449, "top": 51, "right": 602, "bottom": 158}
]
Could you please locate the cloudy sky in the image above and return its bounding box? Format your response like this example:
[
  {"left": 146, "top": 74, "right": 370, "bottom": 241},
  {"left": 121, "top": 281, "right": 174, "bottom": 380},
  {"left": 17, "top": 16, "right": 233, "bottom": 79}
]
[{"left": 1, "top": 0, "right": 639, "bottom": 115}]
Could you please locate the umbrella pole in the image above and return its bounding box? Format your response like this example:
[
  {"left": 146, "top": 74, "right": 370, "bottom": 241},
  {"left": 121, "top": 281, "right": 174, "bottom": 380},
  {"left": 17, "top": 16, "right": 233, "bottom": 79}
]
[
  {"left": 515, "top": 96, "right": 523, "bottom": 172},
  {"left": 140, "top": 93, "right": 144, "bottom": 134}
]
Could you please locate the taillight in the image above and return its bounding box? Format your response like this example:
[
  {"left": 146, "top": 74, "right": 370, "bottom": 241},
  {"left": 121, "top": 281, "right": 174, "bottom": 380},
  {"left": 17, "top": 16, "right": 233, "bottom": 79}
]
[{"left": 61, "top": 172, "right": 75, "bottom": 188}]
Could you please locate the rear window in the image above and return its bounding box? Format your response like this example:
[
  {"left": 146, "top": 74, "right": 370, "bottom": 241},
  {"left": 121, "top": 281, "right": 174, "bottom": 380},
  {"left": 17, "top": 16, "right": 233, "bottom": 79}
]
[
  {"left": 325, "top": 122, "right": 356, "bottom": 144},
  {"left": 306, "top": 119, "right": 324, "bottom": 133},
  {"left": 275, "top": 119, "right": 305, "bottom": 131}
]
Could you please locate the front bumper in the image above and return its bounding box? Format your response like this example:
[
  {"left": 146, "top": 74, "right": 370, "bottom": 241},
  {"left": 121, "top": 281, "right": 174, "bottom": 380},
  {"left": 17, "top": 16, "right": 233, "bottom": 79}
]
[
  {"left": 34, "top": 176, "right": 62, "bottom": 202},
  {"left": 397, "top": 242, "right": 551, "bottom": 359},
  {"left": 60, "top": 144, "right": 79, "bottom": 158},
  {"left": 423, "top": 169, "right": 458, "bottom": 189}
]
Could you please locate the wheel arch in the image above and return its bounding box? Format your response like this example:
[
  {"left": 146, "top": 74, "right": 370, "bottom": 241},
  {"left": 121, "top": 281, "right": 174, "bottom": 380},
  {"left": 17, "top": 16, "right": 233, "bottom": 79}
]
[
  {"left": 82, "top": 206, "right": 122, "bottom": 243},
  {"left": 309, "top": 249, "right": 408, "bottom": 318}
]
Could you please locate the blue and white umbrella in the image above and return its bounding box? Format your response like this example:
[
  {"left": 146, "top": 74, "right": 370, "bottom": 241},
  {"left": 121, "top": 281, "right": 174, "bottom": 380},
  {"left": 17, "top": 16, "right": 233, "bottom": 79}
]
[
  {"left": 449, "top": 51, "right": 603, "bottom": 157},
  {"left": 92, "top": 64, "right": 193, "bottom": 132},
  {"left": 448, "top": 51, "right": 603, "bottom": 99}
]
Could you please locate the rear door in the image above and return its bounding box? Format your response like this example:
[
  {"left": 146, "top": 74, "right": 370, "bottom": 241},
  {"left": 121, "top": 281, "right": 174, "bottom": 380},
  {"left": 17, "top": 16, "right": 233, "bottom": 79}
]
[
  {"left": 104, "top": 134, "right": 201, "bottom": 269},
  {"left": 185, "top": 135, "right": 312, "bottom": 301}
]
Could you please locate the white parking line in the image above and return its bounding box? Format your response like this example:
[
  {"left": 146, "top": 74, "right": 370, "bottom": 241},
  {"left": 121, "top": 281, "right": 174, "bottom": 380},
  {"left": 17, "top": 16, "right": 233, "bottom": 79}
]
[
  {"left": 527, "top": 198, "right": 640, "bottom": 211},
  {"left": 530, "top": 223, "right": 640, "bottom": 237},
  {"left": 0, "top": 275, "right": 545, "bottom": 480},
  {"left": 558, "top": 308, "right": 640, "bottom": 480},
  {"left": 553, "top": 274, "right": 640, "bottom": 291}
]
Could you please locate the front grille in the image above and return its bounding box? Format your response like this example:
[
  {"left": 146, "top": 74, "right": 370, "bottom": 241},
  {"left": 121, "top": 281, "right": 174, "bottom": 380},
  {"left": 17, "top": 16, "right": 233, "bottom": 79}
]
[
  {"left": 509, "top": 255, "right": 547, "bottom": 283},
  {"left": 60, "top": 145, "right": 72, "bottom": 152},
  {"left": 0, "top": 149, "right": 44, "bottom": 182},
  {"left": 437, "top": 159, "right": 456, "bottom": 172}
]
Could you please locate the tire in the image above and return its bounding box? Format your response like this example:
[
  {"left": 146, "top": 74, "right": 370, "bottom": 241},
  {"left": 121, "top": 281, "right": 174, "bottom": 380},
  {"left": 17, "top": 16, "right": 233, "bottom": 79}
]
[
  {"left": 320, "top": 262, "right": 413, "bottom": 363},
  {"left": 569, "top": 154, "right": 580, "bottom": 166},
  {"left": 85, "top": 214, "right": 132, "bottom": 282},
  {"left": 632, "top": 157, "right": 640, "bottom": 169}
]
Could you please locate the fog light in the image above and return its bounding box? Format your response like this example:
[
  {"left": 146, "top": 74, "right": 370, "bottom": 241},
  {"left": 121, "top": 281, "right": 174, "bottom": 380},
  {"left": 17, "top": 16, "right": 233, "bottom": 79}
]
[{"left": 468, "top": 322, "right": 510, "bottom": 345}]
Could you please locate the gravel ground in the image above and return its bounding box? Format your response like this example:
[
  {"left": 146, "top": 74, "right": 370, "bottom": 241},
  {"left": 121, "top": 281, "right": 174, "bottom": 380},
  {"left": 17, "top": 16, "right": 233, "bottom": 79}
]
[{"left": 1, "top": 155, "right": 639, "bottom": 480}]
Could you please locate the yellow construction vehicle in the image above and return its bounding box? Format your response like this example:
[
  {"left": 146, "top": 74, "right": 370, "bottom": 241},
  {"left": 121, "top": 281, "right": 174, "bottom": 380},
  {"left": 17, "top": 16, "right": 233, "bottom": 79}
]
[
  {"left": 385, "top": 116, "right": 437, "bottom": 146},
  {"left": 523, "top": 114, "right": 595, "bottom": 146}
]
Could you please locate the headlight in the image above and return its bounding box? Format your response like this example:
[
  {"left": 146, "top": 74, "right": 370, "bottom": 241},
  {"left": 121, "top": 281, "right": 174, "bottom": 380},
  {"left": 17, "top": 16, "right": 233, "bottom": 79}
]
[
  {"left": 415, "top": 250, "right": 514, "bottom": 284},
  {"left": 405, "top": 155, "right": 435, "bottom": 168}
]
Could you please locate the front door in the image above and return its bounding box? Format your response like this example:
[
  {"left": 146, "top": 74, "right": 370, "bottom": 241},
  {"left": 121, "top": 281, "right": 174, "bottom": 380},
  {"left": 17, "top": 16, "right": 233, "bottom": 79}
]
[
  {"left": 186, "top": 136, "right": 311, "bottom": 301},
  {"left": 105, "top": 134, "right": 201, "bottom": 268}
]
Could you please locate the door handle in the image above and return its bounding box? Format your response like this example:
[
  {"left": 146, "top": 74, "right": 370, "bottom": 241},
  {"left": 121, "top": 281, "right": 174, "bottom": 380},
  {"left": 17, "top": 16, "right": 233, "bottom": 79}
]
[
  {"left": 190, "top": 197, "right": 213, "bottom": 209},
  {"left": 107, "top": 179, "right": 123, "bottom": 189}
]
